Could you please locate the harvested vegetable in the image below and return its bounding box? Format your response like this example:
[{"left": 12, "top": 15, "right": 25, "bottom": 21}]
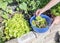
[{"left": 32, "top": 16, "right": 47, "bottom": 28}]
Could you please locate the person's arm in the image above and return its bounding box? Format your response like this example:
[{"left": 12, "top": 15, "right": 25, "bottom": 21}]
[{"left": 36, "top": 0, "right": 60, "bottom": 15}]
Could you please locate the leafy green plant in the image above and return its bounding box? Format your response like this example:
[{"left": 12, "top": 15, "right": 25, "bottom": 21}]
[
  {"left": 0, "top": 0, "right": 50, "bottom": 19},
  {"left": 32, "top": 16, "right": 47, "bottom": 28},
  {"left": 16, "top": 0, "right": 50, "bottom": 13},
  {"left": 3, "top": 13, "right": 31, "bottom": 40},
  {"left": 51, "top": 3, "right": 60, "bottom": 16},
  {"left": 0, "top": 28, "right": 6, "bottom": 43},
  {"left": 0, "top": 10, "right": 9, "bottom": 20},
  {"left": 0, "top": 30, "right": 4, "bottom": 43},
  {"left": 0, "top": 0, "right": 14, "bottom": 20},
  {"left": 0, "top": 0, "right": 13, "bottom": 10}
]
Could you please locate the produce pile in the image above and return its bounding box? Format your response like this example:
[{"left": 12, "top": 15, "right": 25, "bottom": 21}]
[
  {"left": 3, "top": 13, "right": 31, "bottom": 40},
  {"left": 32, "top": 16, "right": 47, "bottom": 28}
]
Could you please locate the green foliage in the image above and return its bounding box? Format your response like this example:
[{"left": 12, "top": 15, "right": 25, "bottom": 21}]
[
  {"left": 4, "top": 0, "right": 13, "bottom": 3},
  {"left": 0, "top": 0, "right": 13, "bottom": 10},
  {"left": 0, "top": 1, "right": 7, "bottom": 10},
  {"left": 51, "top": 3, "right": 60, "bottom": 16},
  {"left": 0, "top": 28, "right": 5, "bottom": 43},
  {"left": 3, "top": 13, "right": 31, "bottom": 40},
  {"left": 0, "top": 0, "right": 50, "bottom": 18},
  {"left": 16, "top": 0, "right": 50, "bottom": 13},
  {"left": 19, "top": 2, "right": 28, "bottom": 13},
  {"left": 0, "top": 0, "right": 13, "bottom": 19},
  {"left": 0, "top": 30, "right": 3, "bottom": 43},
  {"left": 0, "top": 10, "right": 9, "bottom": 19},
  {"left": 32, "top": 16, "right": 47, "bottom": 28}
]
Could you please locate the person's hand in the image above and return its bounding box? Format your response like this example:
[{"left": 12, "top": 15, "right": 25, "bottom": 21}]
[{"left": 36, "top": 9, "right": 43, "bottom": 16}]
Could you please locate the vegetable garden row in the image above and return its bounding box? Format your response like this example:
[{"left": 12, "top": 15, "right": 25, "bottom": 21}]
[{"left": 0, "top": 0, "right": 60, "bottom": 43}]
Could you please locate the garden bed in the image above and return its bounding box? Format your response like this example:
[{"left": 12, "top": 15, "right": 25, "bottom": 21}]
[{"left": 0, "top": 0, "right": 60, "bottom": 43}]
